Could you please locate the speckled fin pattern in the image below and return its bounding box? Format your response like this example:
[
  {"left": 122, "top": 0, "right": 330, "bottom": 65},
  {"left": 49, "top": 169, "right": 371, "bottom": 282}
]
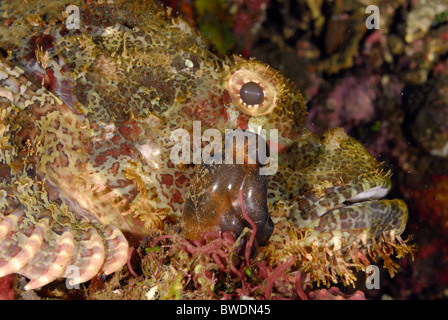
[{"left": 0, "top": 58, "right": 129, "bottom": 289}]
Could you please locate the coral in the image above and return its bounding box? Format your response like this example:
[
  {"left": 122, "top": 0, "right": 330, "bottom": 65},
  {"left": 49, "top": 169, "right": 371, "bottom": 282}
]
[
  {"left": 405, "top": 0, "right": 448, "bottom": 43},
  {"left": 130, "top": 231, "right": 301, "bottom": 299},
  {"left": 407, "top": 64, "right": 448, "bottom": 157},
  {"left": 93, "top": 229, "right": 364, "bottom": 300},
  {"left": 308, "top": 287, "right": 365, "bottom": 300},
  {"left": 409, "top": 174, "right": 448, "bottom": 235},
  {"left": 306, "top": 75, "right": 379, "bottom": 134},
  {"left": 228, "top": 0, "right": 270, "bottom": 55}
]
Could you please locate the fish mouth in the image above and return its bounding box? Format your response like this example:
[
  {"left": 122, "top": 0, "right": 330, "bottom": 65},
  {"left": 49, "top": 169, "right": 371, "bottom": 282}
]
[
  {"left": 300, "top": 182, "right": 409, "bottom": 241},
  {"left": 302, "top": 176, "right": 393, "bottom": 218},
  {"left": 289, "top": 175, "right": 408, "bottom": 234},
  {"left": 332, "top": 185, "right": 390, "bottom": 211}
]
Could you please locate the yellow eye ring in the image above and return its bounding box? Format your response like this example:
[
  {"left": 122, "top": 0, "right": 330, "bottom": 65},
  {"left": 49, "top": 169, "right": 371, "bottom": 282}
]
[{"left": 226, "top": 59, "right": 282, "bottom": 116}]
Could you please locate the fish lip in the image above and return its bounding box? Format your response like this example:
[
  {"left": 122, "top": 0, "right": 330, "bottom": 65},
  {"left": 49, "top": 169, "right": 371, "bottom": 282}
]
[{"left": 318, "top": 184, "right": 391, "bottom": 216}]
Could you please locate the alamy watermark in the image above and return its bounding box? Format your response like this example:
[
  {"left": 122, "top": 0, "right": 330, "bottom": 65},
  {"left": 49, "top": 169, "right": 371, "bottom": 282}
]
[
  {"left": 365, "top": 5, "right": 380, "bottom": 30},
  {"left": 65, "top": 5, "right": 80, "bottom": 30},
  {"left": 64, "top": 3, "right": 381, "bottom": 32},
  {"left": 169, "top": 121, "right": 278, "bottom": 175},
  {"left": 65, "top": 265, "right": 80, "bottom": 290},
  {"left": 365, "top": 265, "right": 380, "bottom": 289}
]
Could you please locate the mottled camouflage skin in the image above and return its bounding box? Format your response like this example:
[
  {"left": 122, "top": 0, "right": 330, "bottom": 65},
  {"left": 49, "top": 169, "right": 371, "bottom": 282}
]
[{"left": 0, "top": 0, "right": 410, "bottom": 289}]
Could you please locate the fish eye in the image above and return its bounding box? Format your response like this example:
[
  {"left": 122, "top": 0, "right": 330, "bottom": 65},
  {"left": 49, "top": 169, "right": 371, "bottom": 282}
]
[
  {"left": 226, "top": 60, "right": 281, "bottom": 116},
  {"left": 240, "top": 81, "right": 265, "bottom": 106}
]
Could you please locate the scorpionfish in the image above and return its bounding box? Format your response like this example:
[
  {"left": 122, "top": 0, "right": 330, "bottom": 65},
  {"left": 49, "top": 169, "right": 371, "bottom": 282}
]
[{"left": 0, "top": 0, "right": 412, "bottom": 290}]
